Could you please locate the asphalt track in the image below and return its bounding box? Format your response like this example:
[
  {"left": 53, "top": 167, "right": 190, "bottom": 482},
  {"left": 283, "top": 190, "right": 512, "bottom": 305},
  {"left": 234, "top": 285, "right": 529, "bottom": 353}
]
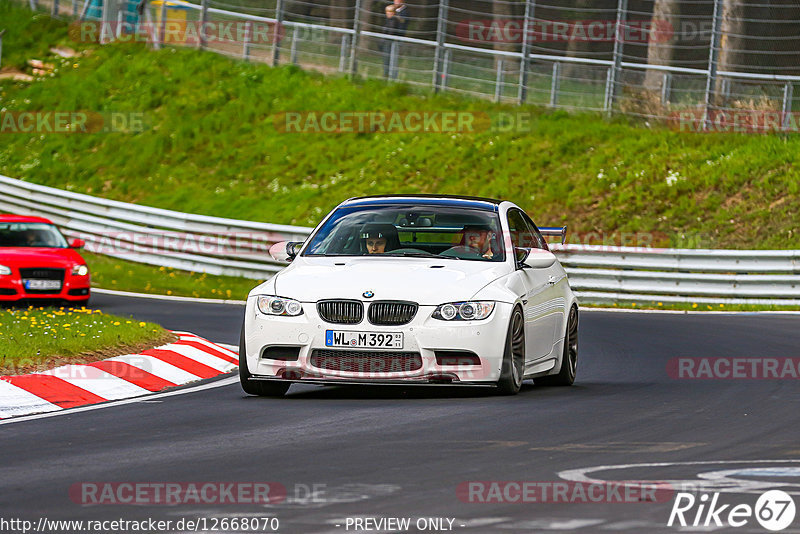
[{"left": 1, "top": 293, "right": 799, "bottom": 533}]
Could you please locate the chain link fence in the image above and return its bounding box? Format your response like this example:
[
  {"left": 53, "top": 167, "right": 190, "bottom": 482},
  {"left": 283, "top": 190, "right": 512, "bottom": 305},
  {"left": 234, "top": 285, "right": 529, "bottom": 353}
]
[{"left": 20, "top": 0, "right": 800, "bottom": 131}]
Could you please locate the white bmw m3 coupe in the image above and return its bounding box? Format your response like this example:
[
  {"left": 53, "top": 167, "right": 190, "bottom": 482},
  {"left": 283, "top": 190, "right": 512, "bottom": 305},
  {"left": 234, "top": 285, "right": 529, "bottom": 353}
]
[{"left": 239, "top": 195, "right": 578, "bottom": 396}]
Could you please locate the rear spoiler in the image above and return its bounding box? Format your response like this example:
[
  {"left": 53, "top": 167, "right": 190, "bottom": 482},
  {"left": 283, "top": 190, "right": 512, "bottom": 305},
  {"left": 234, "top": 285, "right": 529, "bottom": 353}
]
[{"left": 539, "top": 226, "right": 567, "bottom": 245}]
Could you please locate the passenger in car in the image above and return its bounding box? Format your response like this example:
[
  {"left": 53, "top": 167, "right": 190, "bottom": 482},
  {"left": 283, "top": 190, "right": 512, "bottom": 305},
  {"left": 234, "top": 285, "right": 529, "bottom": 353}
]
[{"left": 360, "top": 223, "right": 401, "bottom": 254}]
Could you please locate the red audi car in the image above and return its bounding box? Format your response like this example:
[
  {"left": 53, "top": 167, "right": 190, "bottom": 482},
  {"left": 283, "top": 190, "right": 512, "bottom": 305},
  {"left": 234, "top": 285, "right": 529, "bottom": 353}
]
[{"left": 0, "top": 215, "right": 91, "bottom": 306}]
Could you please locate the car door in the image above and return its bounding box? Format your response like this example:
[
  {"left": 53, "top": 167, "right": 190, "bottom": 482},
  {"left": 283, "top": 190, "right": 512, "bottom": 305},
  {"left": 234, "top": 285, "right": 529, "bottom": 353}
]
[
  {"left": 507, "top": 209, "right": 560, "bottom": 361},
  {"left": 522, "top": 211, "right": 567, "bottom": 346}
]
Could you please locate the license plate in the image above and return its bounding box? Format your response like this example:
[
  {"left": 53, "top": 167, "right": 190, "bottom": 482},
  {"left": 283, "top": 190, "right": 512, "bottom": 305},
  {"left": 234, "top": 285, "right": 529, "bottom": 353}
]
[
  {"left": 24, "top": 279, "right": 61, "bottom": 291},
  {"left": 325, "top": 330, "right": 403, "bottom": 349}
]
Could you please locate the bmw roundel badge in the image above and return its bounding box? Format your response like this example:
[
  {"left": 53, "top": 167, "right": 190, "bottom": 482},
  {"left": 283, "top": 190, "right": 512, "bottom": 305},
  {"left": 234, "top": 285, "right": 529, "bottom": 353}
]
[{"left": 363, "top": 290, "right": 374, "bottom": 298}]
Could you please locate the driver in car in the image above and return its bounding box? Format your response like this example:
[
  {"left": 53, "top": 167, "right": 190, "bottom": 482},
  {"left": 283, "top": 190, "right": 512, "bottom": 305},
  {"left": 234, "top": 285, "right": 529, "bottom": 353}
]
[
  {"left": 360, "top": 223, "right": 401, "bottom": 254},
  {"left": 459, "top": 224, "right": 495, "bottom": 259}
]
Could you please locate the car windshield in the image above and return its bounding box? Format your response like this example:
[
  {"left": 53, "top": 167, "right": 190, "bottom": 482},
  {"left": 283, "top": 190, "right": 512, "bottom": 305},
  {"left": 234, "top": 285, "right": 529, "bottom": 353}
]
[
  {"left": 0, "top": 222, "right": 69, "bottom": 248},
  {"left": 303, "top": 203, "right": 505, "bottom": 261}
]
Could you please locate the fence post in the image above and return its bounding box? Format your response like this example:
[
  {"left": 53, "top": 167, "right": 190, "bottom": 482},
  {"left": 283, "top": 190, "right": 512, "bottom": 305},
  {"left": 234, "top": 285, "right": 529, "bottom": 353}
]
[
  {"left": 389, "top": 40, "right": 399, "bottom": 80},
  {"left": 29, "top": 0, "right": 37, "bottom": 11},
  {"left": 494, "top": 59, "right": 504, "bottom": 102},
  {"left": 71, "top": 0, "right": 77, "bottom": 16},
  {"left": 347, "top": 0, "right": 362, "bottom": 77},
  {"left": 702, "top": 0, "right": 723, "bottom": 130},
  {"left": 0, "top": 30, "right": 5, "bottom": 69},
  {"left": 339, "top": 34, "right": 349, "bottom": 72},
  {"left": 604, "top": 0, "right": 627, "bottom": 115},
  {"left": 242, "top": 20, "right": 252, "bottom": 60},
  {"left": 782, "top": 82, "right": 794, "bottom": 132},
  {"left": 549, "top": 62, "right": 560, "bottom": 108},
  {"left": 432, "top": 0, "right": 448, "bottom": 91},
  {"left": 198, "top": 0, "right": 209, "bottom": 49},
  {"left": 661, "top": 72, "right": 672, "bottom": 106},
  {"left": 157, "top": 0, "right": 167, "bottom": 49},
  {"left": 272, "top": 0, "right": 284, "bottom": 66},
  {"left": 518, "top": 0, "right": 535, "bottom": 105},
  {"left": 441, "top": 48, "right": 451, "bottom": 90},
  {"left": 52, "top": 0, "right": 59, "bottom": 16}
]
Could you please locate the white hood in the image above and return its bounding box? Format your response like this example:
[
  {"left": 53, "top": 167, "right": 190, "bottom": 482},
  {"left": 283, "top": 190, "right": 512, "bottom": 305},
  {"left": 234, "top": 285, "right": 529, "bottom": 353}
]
[{"left": 273, "top": 256, "right": 511, "bottom": 305}]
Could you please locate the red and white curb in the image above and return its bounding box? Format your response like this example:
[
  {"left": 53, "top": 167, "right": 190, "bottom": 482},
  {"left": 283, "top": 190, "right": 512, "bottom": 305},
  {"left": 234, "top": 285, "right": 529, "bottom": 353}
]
[{"left": 0, "top": 331, "right": 238, "bottom": 419}]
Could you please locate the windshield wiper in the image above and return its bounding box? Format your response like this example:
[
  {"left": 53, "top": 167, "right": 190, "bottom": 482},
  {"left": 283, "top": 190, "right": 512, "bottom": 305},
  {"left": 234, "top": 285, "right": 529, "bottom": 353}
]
[{"left": 383, "top": 251, "right": 460, "bottom": 260}]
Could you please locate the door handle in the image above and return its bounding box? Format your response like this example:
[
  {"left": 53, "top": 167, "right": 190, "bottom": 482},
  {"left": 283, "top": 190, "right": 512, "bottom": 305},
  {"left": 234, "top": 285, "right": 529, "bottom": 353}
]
[{"left": 547, "top": 275, "right": 557, "bottom": 285}]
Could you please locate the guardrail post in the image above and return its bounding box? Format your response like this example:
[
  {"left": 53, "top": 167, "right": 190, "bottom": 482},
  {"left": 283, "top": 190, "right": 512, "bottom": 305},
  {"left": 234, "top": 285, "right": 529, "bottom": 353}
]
[
  {"left": 661, "top": 72, "right": 672, "bottom": 106},
  {"left": 271, "top": 0, "right": 284, "bottom": 66},
  {"left": 289, "top": 27, "right": 298, "bottom": 64},
  {"left": 347, "top": 0, "right": 362, "bottom": 77},
  {"left": 604, "top": 0, "right": 627, "bottom": 115},
  {"left": 338, "top": 34, "right": 349, "bottom": 72},
  {"left": 198, "top": 0, "right": 209, "bottom": 50},
  {"left": 432, "top": 0, "right": 448, "bottom": 91},
  {"left": 549, "top": 61, "right": 560, "bottom": 108},
  {"left": 494, "top": 59, "right": 504, "bottom": 102},
  {"left": 242, "top": 20, "right": 252, "bottom": 60},
  {"left": 782, "top": 82, "right": 794, "bottom": 132},
  {"left": 518, "top": 0, "right": 534, "bottom": 104},
  {"left": 702, "top": 0, "right": 723, "bottom": 130}
]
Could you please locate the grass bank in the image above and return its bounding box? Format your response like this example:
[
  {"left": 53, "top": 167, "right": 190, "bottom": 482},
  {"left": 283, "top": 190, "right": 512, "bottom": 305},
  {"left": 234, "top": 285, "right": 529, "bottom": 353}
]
[
  {"left": 0, "top": 305, "right": 174, "bottom": 374},
  {"left": 84, "top": 251, "right": 257, "bottom": 300}
]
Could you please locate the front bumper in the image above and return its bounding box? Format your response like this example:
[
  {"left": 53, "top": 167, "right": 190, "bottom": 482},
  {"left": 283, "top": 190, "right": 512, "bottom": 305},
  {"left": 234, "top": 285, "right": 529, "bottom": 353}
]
[
  {"left": 243, "top": 297, "right": 513, "bottom": 385},
  {"left": 0, "top": 272, "right": 91, "bottom": 303}
]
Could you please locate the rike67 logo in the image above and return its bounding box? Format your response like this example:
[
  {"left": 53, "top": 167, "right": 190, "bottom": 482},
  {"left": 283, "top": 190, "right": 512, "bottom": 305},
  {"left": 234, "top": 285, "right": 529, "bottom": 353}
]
[{"left": 668, "top": 490, "right": 796, "bottom": 531}]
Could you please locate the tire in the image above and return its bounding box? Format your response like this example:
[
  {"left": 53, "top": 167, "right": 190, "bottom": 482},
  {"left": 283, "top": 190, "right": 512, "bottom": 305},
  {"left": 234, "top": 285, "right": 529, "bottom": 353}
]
[
  {"left": 496, "top": 306, "right": 525, "bottom": 395},
  {"left": 238, "top": 323, "right": 290, "bottom": 397},
  {"left": 535, "top": 305, "right": 578, "bottom": 387}
]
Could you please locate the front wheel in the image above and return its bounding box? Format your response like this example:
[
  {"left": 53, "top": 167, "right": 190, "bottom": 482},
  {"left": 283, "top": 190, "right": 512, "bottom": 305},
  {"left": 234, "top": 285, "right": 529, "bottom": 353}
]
[
  {"left": 239, "top": 323, "right": 290, "bottom": 397},
  {"left": 496, "top": 307, "right": 525, "bottom": 395},
  {"left": 535, "top": 305, "right": 578, "bottom": 387}
]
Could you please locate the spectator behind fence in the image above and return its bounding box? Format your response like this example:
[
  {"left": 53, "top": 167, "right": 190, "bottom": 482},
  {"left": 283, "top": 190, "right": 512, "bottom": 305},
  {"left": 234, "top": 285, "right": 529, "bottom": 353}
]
[{"left": 381, "top": 3, "right": 407, "bottom": 79}]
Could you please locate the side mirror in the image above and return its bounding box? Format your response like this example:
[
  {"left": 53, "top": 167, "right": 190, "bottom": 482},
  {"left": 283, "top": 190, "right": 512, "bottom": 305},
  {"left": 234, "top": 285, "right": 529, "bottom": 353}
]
[
  {"left": 269, "top": 241, "right": 304, "bottom": 262},
  {"left": 69, "top": 238, "right": 85, "bottom": 249},
  {"left": 516, "top": 248, "right": 557, "bottom": 269}
]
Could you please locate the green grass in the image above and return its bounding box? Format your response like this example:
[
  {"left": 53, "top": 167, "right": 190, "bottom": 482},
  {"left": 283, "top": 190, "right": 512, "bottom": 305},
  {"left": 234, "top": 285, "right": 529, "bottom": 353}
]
[
  {"left": 83, "top": 251, "right": 259, "bottom": 300},
  {"left": 0, "top": 305, "right": 173, "bottom": 373},
  {"left": 2, "top": 2, "right": 800, "bottom": 250}
]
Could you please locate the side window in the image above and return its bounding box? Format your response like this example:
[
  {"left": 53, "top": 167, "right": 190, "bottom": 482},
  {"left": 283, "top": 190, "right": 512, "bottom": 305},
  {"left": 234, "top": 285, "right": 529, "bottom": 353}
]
[
  {"left": 507, "top": 209, "right": 535, "bottom": 249},
  {"left": 521, "top": 212, "right": 548, "bottom": 250}
]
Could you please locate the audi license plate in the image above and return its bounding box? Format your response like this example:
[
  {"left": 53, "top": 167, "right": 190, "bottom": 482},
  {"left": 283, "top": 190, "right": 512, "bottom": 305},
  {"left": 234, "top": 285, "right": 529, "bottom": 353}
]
[
  {"left": 325, "top": 330, "right": 403, "bottom": 349},
  {"left": 24, "top": 279, "right": 61, "bottom": 291}
]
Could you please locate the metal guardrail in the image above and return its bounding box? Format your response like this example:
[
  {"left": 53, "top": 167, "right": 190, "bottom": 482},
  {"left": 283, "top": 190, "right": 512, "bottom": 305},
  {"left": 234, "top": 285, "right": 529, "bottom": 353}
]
[
  {"left": 2, "top": 174, "right": 799, "bottom": 305},
  {"left": 0, "top": 175, "right": 311, "bottom": 279}
]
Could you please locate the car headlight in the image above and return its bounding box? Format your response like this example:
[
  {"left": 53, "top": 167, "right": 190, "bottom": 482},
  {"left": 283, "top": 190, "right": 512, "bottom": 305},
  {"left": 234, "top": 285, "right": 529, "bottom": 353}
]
[
  {"left": 432, "top": 301, "right": 495, "bottom": 321},
  {"left": 257, "top": 296, "right": 303, "bottom": 316},
  {"left": 0, "top": 265, "right": 11, "bottom": 276},
  {"left": 71, "top": 264, "right": 89, "bottom": 276}
]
